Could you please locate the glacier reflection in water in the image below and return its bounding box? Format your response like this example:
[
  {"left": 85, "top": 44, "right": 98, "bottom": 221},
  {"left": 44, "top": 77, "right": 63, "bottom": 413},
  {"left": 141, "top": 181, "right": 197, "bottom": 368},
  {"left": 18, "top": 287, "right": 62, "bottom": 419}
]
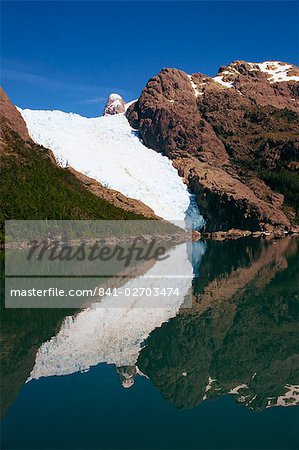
[{"left": 28, "top": 241, "right": 206, "bottom": 381}]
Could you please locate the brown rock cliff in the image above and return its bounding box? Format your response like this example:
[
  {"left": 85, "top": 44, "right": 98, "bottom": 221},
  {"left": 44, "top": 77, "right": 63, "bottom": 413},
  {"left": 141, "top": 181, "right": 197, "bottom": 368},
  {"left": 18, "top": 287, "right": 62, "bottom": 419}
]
[{"left": 127, "top": 61, "right": 299, "bottom": 232}]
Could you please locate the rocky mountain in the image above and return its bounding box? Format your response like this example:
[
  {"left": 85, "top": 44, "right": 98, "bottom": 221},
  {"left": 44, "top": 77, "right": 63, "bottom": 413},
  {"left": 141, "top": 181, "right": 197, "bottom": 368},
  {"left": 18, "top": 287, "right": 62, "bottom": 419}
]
[
  {"left": 103, "top": 93, "right": 126, "bottom": 115},
  {"left": 127, "top": 60, "right": 299, "bottom": 234}
]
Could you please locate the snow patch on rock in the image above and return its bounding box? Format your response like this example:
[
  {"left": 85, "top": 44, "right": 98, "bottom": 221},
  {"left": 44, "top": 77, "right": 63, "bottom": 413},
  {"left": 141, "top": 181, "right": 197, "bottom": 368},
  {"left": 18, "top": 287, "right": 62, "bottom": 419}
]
[
  {"left": 212, "top": 73, "right": 234, "bottom": 88},
  {"left": 256, "top": 61, "right": 299, "bottom": 83},
  {"left": 188, "top": 75, "right": 203, "bottom": 97},
  {"left": 212, "top": 61, "right": 299, "bottom": 87}
]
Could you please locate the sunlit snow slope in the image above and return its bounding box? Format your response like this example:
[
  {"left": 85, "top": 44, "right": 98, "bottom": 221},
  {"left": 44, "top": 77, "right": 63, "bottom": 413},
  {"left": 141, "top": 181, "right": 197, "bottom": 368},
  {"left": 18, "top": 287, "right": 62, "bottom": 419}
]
[{"left": 19, "top": 108, "right": 204, "bottom": 228}]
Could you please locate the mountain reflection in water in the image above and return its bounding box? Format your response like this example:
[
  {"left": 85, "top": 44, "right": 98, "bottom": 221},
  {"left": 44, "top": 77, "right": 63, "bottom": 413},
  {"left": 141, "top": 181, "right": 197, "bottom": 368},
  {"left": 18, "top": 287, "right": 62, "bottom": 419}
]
[
  {"left": 1, "top": 237, "right": 298, "bottom": 428},
  {"left": 138, "top": 237, "right": 299, "bottom": 411}
]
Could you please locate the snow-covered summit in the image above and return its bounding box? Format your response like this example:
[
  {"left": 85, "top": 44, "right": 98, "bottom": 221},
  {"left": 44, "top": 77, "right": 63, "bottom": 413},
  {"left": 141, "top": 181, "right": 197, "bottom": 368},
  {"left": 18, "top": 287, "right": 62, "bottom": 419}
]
[
  {"left": 109, "top": 93, "right": 123, "bottom": 100},
  {"left": 212, "top": 60, "right": 299, "bottom": 88},
  {"left": 19, "top": 107, "right": 204, "bottom": 228},
  {"left": 255, "top": 61, "right": 299, "bottom": 83}
]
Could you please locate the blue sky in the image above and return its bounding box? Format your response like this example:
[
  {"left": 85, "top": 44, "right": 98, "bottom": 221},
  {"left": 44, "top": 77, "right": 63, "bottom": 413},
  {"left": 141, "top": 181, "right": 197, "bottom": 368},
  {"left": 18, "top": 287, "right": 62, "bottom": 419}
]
[{"left": 1, "top": 1, "right": 298, "bottom": 116}]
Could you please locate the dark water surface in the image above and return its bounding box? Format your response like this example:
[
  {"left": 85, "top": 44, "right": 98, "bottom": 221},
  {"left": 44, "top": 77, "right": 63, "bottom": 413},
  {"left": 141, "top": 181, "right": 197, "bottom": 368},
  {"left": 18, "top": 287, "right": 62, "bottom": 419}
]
[{"left": 1, "top": 237, "right": 299, "bottom": 449}]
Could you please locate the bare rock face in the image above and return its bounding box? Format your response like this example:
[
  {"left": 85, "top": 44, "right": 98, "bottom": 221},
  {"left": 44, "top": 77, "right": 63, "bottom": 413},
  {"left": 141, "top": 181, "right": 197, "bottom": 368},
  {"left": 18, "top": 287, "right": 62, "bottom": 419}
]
[
  {"left": 173, "top": 157, "right": 291, "bottom": 233},
  {"left": 103, "top": 93, "right": 126, "bottom": 116},
  {"left": 127, "top": 61, "right": 299, "bottom": 233},
  {"left": 0, "top": 87, "right": 30, "bottom": 141},
  {"left": 0, "top": 87, "right": 56, "bottom": 164},
  {"left": 127, "top": 68, "right": 228, "bottom": 164}
]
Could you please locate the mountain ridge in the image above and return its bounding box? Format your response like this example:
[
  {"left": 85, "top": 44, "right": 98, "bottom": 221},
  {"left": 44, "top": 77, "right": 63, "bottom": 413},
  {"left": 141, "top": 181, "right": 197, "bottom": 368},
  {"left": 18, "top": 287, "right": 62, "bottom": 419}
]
[{"left": 127, "top": 59, "right": 299, "bottom": 234}]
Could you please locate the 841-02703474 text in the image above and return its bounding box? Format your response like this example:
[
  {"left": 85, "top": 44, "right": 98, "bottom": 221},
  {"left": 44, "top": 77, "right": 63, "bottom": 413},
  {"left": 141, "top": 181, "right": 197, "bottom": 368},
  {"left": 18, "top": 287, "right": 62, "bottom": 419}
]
[
  {"left": 9, "top": 286, "right": 182, "bottom": 298},
  {"left": 96, "top": 287, "right": 181, "bottom": 297}
]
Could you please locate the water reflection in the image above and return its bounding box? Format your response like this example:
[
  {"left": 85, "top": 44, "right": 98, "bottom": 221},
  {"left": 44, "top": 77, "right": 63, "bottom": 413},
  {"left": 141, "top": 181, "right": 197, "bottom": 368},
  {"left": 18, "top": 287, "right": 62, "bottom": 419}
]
[
  {"left": 28, "top": 242, "right": 200, "bottom": 380},
  {"left": 1, "top": 237, "right": 298, "bottom": 420},
  {"left": 138, "top": 237, "right": 299, "bottom": 411}
]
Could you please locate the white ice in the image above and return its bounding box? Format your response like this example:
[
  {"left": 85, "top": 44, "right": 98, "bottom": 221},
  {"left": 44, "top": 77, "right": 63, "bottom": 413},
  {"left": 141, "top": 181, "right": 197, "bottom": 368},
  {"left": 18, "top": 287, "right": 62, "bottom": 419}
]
[{"left": 19, "top": 108, "right": 204, "bottom": 229}]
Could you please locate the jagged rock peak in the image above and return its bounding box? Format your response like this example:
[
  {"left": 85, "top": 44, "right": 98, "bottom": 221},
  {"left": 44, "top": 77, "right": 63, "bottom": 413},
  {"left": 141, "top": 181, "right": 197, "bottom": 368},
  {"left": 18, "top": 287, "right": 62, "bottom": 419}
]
[{"left": 103, "top": 93, "right": 126, "bottom": 116}]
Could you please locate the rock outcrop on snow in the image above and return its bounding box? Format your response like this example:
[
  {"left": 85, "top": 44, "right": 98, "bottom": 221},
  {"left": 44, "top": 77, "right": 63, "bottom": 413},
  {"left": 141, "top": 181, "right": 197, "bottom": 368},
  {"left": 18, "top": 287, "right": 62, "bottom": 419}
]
[{"left": 103, "top": 93, "right": 126, "bottom": 115}]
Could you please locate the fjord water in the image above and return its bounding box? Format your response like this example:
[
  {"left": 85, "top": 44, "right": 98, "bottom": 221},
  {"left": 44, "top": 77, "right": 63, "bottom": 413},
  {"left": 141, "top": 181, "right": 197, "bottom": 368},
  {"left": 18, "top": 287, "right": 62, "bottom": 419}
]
[{"left": 1, "top": 237, "right": 299, "bottom": 449}]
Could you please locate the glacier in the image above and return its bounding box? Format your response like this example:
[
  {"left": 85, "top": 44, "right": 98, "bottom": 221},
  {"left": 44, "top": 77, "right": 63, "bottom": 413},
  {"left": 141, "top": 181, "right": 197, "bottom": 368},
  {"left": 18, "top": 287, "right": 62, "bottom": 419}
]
[{"left": 19, "top": 108, "right": 204, "bottom": 228}]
